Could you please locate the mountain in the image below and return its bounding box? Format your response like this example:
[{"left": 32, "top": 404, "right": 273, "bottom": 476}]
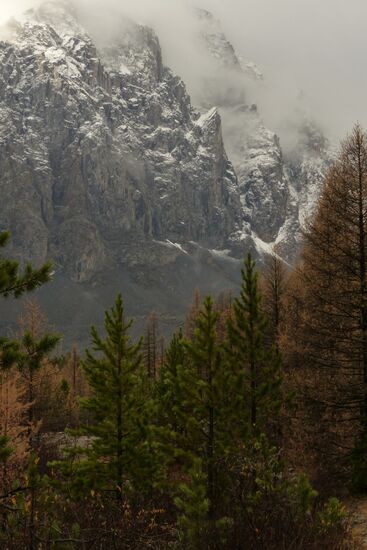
[
  {"left": 0, "top": 1, "right": 330, "bottom": 344},
  {"left": 192, "top": 8, "right": 331, "bottom": 262}
]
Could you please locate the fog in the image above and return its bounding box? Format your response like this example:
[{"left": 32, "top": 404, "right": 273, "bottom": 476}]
[
  {"left": 210, "top": 0, "right": 367, "bottom": 142},
  {"left": 1, "top": 0, "right": 366, "bottom": 142}
]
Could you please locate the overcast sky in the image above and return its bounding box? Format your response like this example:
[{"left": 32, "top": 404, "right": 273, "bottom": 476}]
[
  {"left": 0, "top": 0, "right": 366, "bottom": 141},
  {"left": 210, "top": 0, "right": 367, "bottom": 140}
]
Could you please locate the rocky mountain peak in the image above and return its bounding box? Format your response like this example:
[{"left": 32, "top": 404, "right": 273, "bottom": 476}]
[
  {"left": 0, "top": 1, "right": 242, "bottom": 281},
  {"left": 189, "top": 7, "right": 331, "bottom": 262},
  {"left": 0, "top": 1, "right": 331, "bottom": 343}
]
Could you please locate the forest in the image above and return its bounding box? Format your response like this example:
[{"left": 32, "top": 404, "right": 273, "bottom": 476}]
[{"left": 1, "top": 126, "right": 367, "bottom": 548}]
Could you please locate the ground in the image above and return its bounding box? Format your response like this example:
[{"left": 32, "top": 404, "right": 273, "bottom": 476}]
[{"left": 348, "top": 497, "right": 367, "bottom": 548}]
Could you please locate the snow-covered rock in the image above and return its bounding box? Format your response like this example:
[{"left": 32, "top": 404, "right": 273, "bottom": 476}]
[
  {"left": 193, "top": 7, "right": 331, "bottom": 263},
  {"left": 0, "top": 1, "right": 242, "bottom": 284},
  {"left": 0, "top": 1, "right": 331, "bottom": 343}
]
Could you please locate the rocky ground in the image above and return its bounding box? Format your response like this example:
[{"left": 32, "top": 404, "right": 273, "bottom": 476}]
[{"left": 348, "top": 498, "right": 367, "bottom": 549}]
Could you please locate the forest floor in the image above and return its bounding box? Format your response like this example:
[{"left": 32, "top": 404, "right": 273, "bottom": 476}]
[{"left": 347, "top": 497, "right": 367, "bottom": 548}]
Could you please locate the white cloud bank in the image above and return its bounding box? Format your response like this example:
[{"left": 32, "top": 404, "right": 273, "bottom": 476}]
[
  {"left": 0, "top": 0, "right": 366, "bottom": 141},
  {"left": 0, "top": 0, "right": 40, "bottom": 24}
]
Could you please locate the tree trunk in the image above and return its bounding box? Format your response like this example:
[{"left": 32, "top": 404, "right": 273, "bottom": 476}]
[
  {"left": 357, "top": 140, "right": 367, "bottom": 425},
  {"left": 207, "top": 355, "right": 215, "bottom": 521},
  {"left": 116, "top": 349, "right": 123, "bottom": 502}
]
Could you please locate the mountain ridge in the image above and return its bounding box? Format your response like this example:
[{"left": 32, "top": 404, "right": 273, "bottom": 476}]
[{"left": 0, "top": 1, "right": 330, "bottom": 344}]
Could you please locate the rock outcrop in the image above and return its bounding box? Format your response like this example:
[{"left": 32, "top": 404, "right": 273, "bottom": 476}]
[
  {"left": 193, "top": 8, "right": 331, "bottom": 263},
  {"left": 0, "top": 1, "right": 242, "bottom": 285},
  {"left": 0, "top": 1, "right": 331, "bottom": 343}
]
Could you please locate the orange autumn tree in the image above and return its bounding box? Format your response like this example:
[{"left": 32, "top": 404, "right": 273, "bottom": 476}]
[
  {"left": 16, "top": 300, "right": 61, "bottom": 446},
  {"left": 0, "top": 369, "right": 30, "bottom": 494},
  {"left": 283, "top": 125, "right": 367, "bottom": 486}
]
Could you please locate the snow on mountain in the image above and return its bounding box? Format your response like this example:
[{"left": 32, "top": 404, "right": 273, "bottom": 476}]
[
  {"left": 193, "top": 7, "right": 331, "bottom": 262},
  {"left": 0, "top": 1, "right": 331, "bottom": 342},
  {"left": 0, "top": 1, "right": 243, "bottom": 283}
]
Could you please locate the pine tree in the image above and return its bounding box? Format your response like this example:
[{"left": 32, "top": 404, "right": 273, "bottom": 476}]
[
  {"left": 174, "top": 458, "right": 209, "bottom": 549},
  {"left": 71, "top": 346, "right": 78, "bottom": 395},
  {"left": 144, "top": 311, "right": 159, "bottom": 380},
  {"left": 161, "top": 298, "right": 238, "bottom": 546},
  {"left": 0, "top": 434, "right": 11, "bottom": 462},
  {"left": 0, "top": 233, "right": 52, "bottom": 373},
  {"left": 156, "top": 329, "right": 189, "bottom": 435},
  {"left": 0, "top": 237, "right": 53, "bottom": 544},
  {"left": 0, "top": 232, "right": 51, "bottom": 298},
  {"left": 226, "top": 253, "right": 282, "bottom": 439},
  {"left": 183, "top": 297, "right": 226, "bottom": 519},
  {"left": 0, "top": 339, "right": 20, "bottom": 372},
  {"left": 59, "top": 295, "right": 159, "bottom": 501}
]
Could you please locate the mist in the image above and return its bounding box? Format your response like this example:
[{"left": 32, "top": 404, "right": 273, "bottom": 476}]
[{"left": 1, "top": 0, "right": 366, "bottom": 142}]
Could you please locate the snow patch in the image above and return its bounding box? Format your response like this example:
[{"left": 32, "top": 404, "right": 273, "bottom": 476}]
[
  {"left": 195, "top": 107, "right": 218, "bottom": 128},
  {"left": 251, "top": 232, "right": 275, "bottom": 256},
  {"left": 153, "top": 240, "right": 189, "bottom": 255},
  {"left": 119, "top": 62, "right": 131, "bottom": 75},
  {"left": 165, "top": 240, "right": 189, "bottom": 255}
]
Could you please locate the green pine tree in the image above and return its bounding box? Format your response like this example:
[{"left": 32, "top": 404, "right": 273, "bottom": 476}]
[
  {"left": 0, "top": 338, "right": 21, "bottom": 371},
  {"left": 0, "top": 231, "right": 52, "bottom": 372},
  {"left": 174, "top": 458, "right": 209, "bottom": 549},
  {"left": 183, "top": 296, "right": 227, "bottom": 519},
  {"left": 0, "top": 231, "right": 51, "bottom": 298},
  {"left": 59, "top": 295, "right": 159, "bottom": 501},
  {"left": 161, "top": 298, "right": 236, "bottom": 546},
  {"left": 156, "top": 329, "right": 189, "bottom": 436},
  {"left": 0, "top": 435, "right": 12, "bottom": 466},
  {"left": 226, "top": 253, "right": 282, "bottom": 439}
]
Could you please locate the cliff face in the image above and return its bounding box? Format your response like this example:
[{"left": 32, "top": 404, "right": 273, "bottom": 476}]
[
  {"left": 193, "top": 8, "right": 332, "bottom": 263},
  {"left": 0, "top": 1, "right": 331, "bottom": 343},
  {"left": 0, "top": 1, "right": 241, "bottom": 286}
]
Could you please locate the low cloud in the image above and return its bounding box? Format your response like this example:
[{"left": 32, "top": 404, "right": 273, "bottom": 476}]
[
  {"left": 1, "top": 0, "right": 366, "bottom": 143},
  {"left": 0, "top": 0, "right": 41, "bottom": 24}
]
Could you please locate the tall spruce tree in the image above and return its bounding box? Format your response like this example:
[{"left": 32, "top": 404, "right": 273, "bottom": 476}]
[
  {"left": 226, "top": 253, "right": 282, "bottom": 439},
  {"left": 183, "top": 297, "right": 224, "bottom": 519},
  {"left": 161, "top": 297, "right": 238, "bottom": 546},
  {"left": 59, "top": 295, "right": 159, "bottom": 500}
]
